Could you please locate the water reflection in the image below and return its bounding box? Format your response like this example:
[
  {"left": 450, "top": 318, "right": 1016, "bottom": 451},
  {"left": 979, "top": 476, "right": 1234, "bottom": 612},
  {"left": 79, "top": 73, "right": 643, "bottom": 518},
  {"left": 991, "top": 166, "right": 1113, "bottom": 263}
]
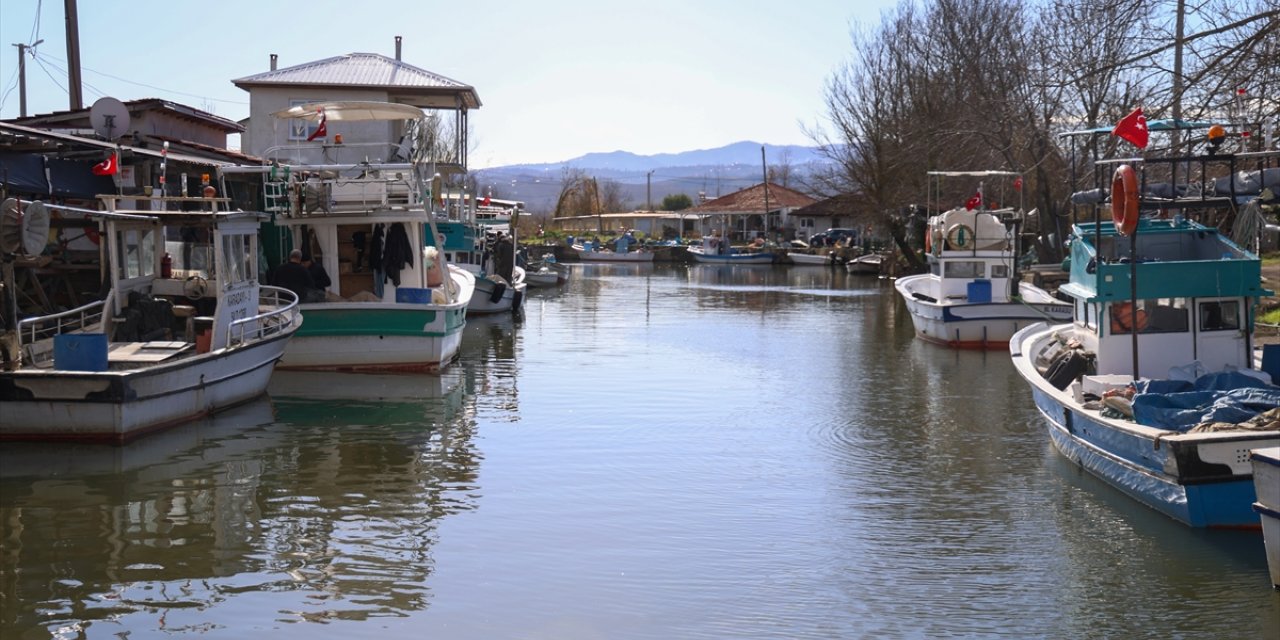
[{"left": 1, "top": 371, "right": 479, "bottom": 635}]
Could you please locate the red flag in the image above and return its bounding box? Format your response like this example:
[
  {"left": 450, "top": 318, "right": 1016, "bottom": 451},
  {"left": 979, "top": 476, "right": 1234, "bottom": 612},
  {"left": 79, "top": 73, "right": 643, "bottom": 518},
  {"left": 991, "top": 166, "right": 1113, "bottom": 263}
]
[
  {"left": 1013, "top": 176, "right": 1023, "bottom": 191},
  {"left": 1112, "top": 107, "right": 1149, "bottom": 149},
  {"left": 92, "top": 152, "right": 118, "bottom": 176},
  {"left": 481, "top": 195, "right": 491, "bottom": 207},
  {"left": 964, "top": 191, "right": 982, "bottom": 211},
  {"left": 306, "top": 110, "right": 327, "bottom": 141}
]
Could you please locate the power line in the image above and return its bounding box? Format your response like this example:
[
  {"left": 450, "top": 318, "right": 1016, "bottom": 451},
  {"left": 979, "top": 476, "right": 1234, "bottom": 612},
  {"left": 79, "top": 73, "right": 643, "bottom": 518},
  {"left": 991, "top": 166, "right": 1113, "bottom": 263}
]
[{"left": 30, "top": 51, "right": 249, "bottom": 106}]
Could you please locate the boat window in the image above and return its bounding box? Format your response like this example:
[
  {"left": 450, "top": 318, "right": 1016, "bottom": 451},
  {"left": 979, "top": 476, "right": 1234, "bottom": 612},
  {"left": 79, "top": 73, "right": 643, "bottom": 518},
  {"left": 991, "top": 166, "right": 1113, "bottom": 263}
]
[
  {"left": 116, "top": 227, "right": 155, "bottom": 280},
  {"left": 221, "top": 234, "right": 254, "bottom": 286},
  {"left": 931, "top": 262, "right": 941, "bottom": 276},
  {"left": 1198, "top": 300, "right": 1240, "bottom": 331},
  {"left": 944, "top": 261, "right": 984, "bottom": 278},
  {"left": 1110, "top": 299, "right": 1188, "bottom": 335},
  {"left": 168, "top": 225, "right": 213, "bottom": 277},
  {"left": 990, "top": 264, "right": 1009, "bottom": 278}
]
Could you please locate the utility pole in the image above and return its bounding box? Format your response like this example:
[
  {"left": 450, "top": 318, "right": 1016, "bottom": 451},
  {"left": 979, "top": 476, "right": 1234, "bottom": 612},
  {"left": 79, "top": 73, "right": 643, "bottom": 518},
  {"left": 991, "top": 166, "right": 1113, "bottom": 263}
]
[
  {"left": 646, "top": 170, "right": 654, "bottom": 211},
  {"left": 1171, "top": 0, "right": 1185, "bottom": 151},
  {"left": 64, "top": 0, "right": 83, "bottom": 110},
  {"left": 11, "top": 40, "right": 42, "bottom": 117}
]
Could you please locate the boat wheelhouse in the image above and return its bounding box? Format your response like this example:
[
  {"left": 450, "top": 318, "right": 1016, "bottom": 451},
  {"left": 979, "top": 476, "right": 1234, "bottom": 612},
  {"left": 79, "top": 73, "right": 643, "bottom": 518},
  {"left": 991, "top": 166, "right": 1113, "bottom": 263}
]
[{"left": 0, "top": 196, "right": 301, "bottom": 442}]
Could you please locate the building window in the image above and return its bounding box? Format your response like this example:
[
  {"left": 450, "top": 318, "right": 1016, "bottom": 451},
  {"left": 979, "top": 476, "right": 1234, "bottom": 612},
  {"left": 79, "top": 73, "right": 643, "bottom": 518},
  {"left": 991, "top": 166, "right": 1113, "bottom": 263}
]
[{"left": 287, "top": 99, "right": 321, "bottom": 141}]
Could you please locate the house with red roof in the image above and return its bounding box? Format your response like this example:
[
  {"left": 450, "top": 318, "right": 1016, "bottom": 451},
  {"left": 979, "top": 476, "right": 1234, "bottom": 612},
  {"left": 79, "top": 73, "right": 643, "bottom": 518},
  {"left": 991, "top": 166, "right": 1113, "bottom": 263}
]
[{"left": 684, "top": 182, "right": 817, "bottom": 242}]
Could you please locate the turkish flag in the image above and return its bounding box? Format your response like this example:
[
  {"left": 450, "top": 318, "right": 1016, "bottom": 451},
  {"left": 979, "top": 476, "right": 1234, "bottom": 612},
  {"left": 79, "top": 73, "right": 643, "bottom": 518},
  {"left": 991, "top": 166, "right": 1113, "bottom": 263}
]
[
  {"left": 306, "top": 110, "right": 327, "bottom": 141},
  {"left": 482, "top": 195, "right": 491, "bottom": 207},
  {"left": 964, "top": 191, "right": 982, "bottom": 211},
  {"left": 1112, "top": 107, "right": 1149, "bottom": 149},
  {"left": 92, "top": 152, "right": 118, "bottom": 176}
]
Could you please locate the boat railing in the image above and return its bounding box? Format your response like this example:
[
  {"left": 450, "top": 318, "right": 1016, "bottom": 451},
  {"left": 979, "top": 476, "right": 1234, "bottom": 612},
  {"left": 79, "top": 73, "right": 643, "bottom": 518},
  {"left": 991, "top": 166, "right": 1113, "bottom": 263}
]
[
  {"left": 226, "top": 286, "right": 300, "bottom": 348},
  {"left": 16, "top": 299, "right": 106, "bottom": 366}
]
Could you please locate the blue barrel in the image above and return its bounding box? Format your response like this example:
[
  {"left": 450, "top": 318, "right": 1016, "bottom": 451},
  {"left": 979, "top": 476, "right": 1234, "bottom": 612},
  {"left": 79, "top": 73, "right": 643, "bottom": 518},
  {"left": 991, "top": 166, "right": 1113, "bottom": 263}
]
[
  {"left": 53, "top": 333, "right": 108, "bottom": 371},
  {"left": 967, "top": 279, "right": 992, "bottom": 303}
]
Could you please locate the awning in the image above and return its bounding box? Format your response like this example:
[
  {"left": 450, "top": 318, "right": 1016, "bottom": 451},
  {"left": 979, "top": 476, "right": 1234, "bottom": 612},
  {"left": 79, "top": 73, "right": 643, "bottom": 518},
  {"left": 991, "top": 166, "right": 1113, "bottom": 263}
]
[{"left": 0, "top": 151, "right": 117, "bottom": 199}]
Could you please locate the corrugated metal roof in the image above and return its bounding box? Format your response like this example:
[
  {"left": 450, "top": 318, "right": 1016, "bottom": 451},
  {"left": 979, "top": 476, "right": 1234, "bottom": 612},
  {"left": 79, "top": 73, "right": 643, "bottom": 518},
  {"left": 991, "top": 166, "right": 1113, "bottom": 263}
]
[{"left": 232, "top": 53, "right": 480, "bottom": 109}]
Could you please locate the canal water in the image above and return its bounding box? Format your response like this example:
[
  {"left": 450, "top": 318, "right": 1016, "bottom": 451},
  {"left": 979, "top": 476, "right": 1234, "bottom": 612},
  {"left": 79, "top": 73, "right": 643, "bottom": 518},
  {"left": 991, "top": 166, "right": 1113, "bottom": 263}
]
[{"left": 2, "top": 263, "right": 1277, "bottom": 639}]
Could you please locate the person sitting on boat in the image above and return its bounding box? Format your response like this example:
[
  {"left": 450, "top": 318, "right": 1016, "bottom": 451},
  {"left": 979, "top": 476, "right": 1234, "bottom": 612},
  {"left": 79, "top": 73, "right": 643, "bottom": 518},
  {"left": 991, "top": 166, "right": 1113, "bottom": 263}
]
[
  {"left": 302, "top": 255, "right": 332, "bottom": 302},
  {"left": 273, "top": 249, "right": 316, "bottom": 303}
]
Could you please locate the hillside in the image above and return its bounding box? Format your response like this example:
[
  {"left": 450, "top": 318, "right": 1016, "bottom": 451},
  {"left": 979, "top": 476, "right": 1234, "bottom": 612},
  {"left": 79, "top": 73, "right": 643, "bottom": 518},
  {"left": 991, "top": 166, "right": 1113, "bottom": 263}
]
[{"left": 474, "top": 141, "right": 831, "bottom": 214}]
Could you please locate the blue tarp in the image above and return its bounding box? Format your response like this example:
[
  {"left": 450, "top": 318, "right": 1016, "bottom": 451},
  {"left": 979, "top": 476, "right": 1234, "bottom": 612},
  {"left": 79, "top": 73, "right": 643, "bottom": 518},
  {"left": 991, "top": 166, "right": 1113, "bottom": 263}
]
[{"left": 1131, "top": 371, "right": 1280, "bottom": 431}]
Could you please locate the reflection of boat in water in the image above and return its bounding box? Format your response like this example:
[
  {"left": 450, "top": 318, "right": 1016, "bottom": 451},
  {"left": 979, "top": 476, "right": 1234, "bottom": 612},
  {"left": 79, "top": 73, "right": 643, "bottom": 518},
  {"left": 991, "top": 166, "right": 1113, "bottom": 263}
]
[
  {"left": 0, "top": 395, "right": 278, "bottom": 479},
  {"left": 0, "top": 370, "right": 479, "bottom": 632}
]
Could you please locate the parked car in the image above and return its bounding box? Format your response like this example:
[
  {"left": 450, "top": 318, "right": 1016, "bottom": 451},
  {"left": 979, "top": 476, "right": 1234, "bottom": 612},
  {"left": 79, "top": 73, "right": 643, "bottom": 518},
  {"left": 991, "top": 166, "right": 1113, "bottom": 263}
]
[{"left": 808, "top": 228, "right": 859, "bottom": 247}]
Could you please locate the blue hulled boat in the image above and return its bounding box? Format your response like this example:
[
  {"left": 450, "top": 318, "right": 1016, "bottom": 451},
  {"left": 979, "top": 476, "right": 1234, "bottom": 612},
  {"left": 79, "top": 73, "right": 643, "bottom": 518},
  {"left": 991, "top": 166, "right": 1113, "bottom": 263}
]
[
  {"left": 1013, "top": 208, "right": 1280, "bottom": 524},
  {"left": 1010, "top": 151, "right": 1280, "bottom": 528}
]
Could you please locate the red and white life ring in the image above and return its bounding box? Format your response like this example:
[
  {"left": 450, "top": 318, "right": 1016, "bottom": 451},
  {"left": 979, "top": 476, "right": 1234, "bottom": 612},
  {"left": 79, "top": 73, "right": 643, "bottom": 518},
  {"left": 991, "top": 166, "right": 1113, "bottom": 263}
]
[{"left": 1111, "top": 164, "right": 1139, "bottom": 236}]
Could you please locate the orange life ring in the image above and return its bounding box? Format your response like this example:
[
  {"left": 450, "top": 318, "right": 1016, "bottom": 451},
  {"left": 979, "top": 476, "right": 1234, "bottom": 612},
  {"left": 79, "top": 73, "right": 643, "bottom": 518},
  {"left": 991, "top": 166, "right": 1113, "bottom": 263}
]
[
  {"left": 85, "top": 224, "right": 101, "bottom": 245},
  {"left": 1111, "top": 165, "right": 1139, "bottom": 236}
]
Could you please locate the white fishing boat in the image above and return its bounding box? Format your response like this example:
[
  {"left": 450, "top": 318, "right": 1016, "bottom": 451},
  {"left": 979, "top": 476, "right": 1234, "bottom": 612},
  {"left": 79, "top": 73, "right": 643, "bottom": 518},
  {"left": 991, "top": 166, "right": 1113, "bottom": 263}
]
[
  {"left": 787, "top": 251, "right": 836, "bottom": 266},
  {"left": 225, "top": 101, "right": 476, "bottom": 372},
  {"left": 1010, "top": 147, "right": 1280, "bottom": 528},
  {"left": 435, "top": 222, "right": 526, "bottom": 314},
  {"left": 0, "top": 196, "right": 301, "bottom": 442},
  {"left": 845, "top": 252, "right": 884, "bottom": 275},
  {"left": 524, "top": 254, "right": 570, "bottom": 287},
  {"left": 571, "top": 239, "right": 656, "bottom": 262},
  {"left": 1253, "top": 447, "right": 1280, "bottom": 588},
  {"left": 895, "top": 171, "right": 1071, "bottom": 348}
]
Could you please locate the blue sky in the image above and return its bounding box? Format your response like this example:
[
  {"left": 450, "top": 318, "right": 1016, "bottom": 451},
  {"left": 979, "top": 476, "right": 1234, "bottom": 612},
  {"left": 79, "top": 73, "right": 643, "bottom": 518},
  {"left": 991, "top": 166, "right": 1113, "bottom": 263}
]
[{"left": 0, "top": 0, "right": 899, "bottom": 167}]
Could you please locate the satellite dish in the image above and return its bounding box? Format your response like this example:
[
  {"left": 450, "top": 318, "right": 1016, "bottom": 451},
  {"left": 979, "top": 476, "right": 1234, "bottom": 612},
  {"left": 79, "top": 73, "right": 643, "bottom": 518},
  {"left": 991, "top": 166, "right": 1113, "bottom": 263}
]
[
  {"left": 89, "top": 97, "right": 131, "bottom": 140},
  {"left": 0, "top": 198, "right": 51, "bottom": 256},
  {"left": 22, "top": 202, "right": 50, "bottom": 256},
  {"left": 0, "top": 199, "right": 20, "bottom": 253}
]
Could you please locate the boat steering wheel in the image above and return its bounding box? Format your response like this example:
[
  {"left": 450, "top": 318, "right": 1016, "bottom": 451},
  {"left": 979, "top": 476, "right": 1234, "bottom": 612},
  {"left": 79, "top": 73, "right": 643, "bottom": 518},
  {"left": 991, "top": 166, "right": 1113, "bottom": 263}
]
[{"left": 184, "top": 275, "right": 208, "bottom": 300}]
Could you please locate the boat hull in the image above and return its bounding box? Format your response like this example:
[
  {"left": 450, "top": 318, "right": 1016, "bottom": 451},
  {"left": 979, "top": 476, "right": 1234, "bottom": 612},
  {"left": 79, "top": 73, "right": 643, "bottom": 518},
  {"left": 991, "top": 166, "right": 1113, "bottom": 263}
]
[
  {"left": 468, "top": 276, "right": 527, "bottom": 314},
  {"left": 1252, "top": 447, "right": 1280, "bottom": 588},
  {"left": 787, "top": 253, "right": 834, "bottom": 266},
  {"left": 1012, "top": 324, "right": 1280, "bottom": 528},
  {"left": 690, "top": 252, "right": 774, "bottom": 265},
  {"left": 573, "top": 248, "right": 655, "bottom": 262},
  {"left": 896, "top": 274, "right": 1070, "bottom": 348},
  {"left": 0, "top": 331, "right": 293, "bottom": 443},
  {"left": 278, "top": 302, "right": 467, "bottom": 372}
]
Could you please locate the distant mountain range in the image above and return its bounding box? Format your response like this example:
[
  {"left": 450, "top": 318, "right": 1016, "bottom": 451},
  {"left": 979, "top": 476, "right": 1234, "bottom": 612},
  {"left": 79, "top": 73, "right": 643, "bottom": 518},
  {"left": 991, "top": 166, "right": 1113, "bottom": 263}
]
[{"left": 474, "top": 141, "right": 832, "bottom": 214}]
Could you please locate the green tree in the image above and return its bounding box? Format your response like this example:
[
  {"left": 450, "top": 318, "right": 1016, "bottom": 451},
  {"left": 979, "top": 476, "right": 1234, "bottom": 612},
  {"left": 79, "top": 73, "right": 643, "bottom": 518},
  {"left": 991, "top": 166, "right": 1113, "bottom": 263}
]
[{"left": 661, "top": 193, "right": 693, "bottom": 211}]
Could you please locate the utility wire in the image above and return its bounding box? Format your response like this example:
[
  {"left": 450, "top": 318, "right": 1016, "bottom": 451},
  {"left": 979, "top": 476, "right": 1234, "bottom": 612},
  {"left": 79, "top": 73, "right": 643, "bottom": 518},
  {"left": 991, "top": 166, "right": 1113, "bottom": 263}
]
[{"left": 32, "top": 51, "right": 248, "bottom": 105}]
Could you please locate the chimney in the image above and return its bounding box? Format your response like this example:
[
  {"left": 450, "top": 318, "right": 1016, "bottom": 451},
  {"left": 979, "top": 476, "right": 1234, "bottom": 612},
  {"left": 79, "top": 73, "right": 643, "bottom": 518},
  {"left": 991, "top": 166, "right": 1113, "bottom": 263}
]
[
  {"left": 270, "top": 54, "right": 278, "bottom": 71},
  {"left": 395, "top": 36, "right": 402, "bottom": 61}
]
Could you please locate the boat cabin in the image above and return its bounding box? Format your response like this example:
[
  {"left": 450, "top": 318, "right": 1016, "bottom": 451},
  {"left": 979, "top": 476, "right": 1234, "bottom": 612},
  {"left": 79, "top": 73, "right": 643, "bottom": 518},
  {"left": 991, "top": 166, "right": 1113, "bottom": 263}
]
[
  {"left": 1060, "top": 218, "right": 1267, "bottom": 378},
  {"left": 924, "top": 207, "right": 1019, "bottom": 302}
]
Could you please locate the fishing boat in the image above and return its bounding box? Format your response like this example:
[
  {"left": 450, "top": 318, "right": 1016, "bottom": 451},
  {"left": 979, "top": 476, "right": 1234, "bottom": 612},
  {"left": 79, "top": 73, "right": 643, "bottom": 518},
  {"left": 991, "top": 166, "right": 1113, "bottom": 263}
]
[
  {"left": 524, "top": 253, "right": 570, "bottom": 287},
  {"left": 895, "top": 171, "right": 1071, "bottom": 348},
  {"left": 0, "top": 196, "right": 301, "bottom": 442},
  {"left": 688, "top": 234, "right": 774, "bottom": 264},
  {"left": 228, "top": 101, "right": 476, "bottom": 372},
  {"left": 845, "top": 252, "right": 884, "bottom": 275},
  {"left": 1010, "top": 148, "right": 1280, "bottom": 528},
  {"left": 570, "top": 236, "right": 655, "bottom": 262},
  {"left": 787, "top": 251, "right": 836, "bottom": 266},
  {"left": 434, "top": 222, "right": 526, "bottom": 314}
]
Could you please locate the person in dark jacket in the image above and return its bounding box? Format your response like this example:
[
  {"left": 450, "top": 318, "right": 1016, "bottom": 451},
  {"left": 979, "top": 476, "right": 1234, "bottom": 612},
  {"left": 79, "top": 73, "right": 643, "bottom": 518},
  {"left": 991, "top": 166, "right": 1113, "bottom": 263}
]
[
  {"left": 302, "top": 256, "right": 332, "bottom": 302},
  {"left": 273, "top": 249, "right": 314, "bottom": 302}
]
